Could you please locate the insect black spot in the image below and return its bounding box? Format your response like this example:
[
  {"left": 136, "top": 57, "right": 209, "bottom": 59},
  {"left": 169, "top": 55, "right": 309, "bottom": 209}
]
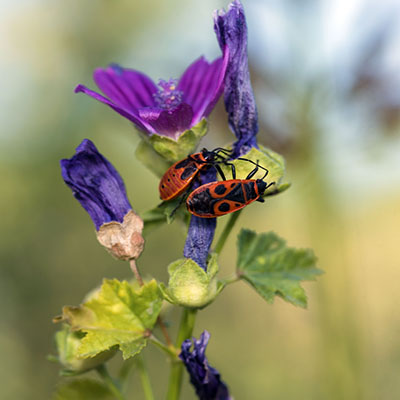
[
  {"left": 218, "top": 202, "right": 230, "bottom": 212},
  {"left": 167, "top": 178, "right": 170, "bottom": 182},
  {"left": 215, "top": 184, "right": 227, "bottom": 195},
  {"left": 230, "top": 182, "right": 236, "bottom": 188},
  {"left": 162, "top": 185, "right": 165, "bottom": 188},
  {"left": 235, "top": 203, "right": 241, "bottom": 207},
  {"left": 172, "top": 174, "right": 176, "bottom": 177}
]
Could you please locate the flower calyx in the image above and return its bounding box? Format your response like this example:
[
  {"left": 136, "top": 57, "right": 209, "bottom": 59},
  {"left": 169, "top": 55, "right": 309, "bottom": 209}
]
[{"left": 96, "top": 210, "right": 145, "bottom": 261}]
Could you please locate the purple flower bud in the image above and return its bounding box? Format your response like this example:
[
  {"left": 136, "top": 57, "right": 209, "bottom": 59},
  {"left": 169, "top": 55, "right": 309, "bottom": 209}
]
[
  {"left": 60, "top": 139, "right": 132, "bottom": 230},
  {"left": 183, "top": 168, "right": 217, "bottom": 270},
  {"left": 180, "top": 331, "right": 231, "bottom": 400},
  {"left": 75, "top": 52, "right": 228, "bottom": 140},
  {"left": 214, "top": 0, "right": 258, "bottom": 157}
]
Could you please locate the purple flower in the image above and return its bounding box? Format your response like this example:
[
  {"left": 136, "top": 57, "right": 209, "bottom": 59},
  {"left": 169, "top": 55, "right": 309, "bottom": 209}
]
[
  {"left": 60, "top": 139, "right": 132, "bottom": 230},
  {"left": 214, "top": 0, "right": 258, "bottom": 157},
  {"left": 183, "top": 168, "right": 217, "bottom": 270},
  {"left": 180, "top": 331, "right": 231, "bottom": 400},
  {"left": 75, "top": 53, "right": 228, "bottom": 140}
]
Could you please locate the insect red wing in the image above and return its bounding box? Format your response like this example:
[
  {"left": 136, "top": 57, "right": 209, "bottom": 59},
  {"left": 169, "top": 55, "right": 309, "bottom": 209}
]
[
  {"left": 186, "top": 179, "right": 262, "bottom": 218},
  {"left": 159, "top": 153, "right": 206, "bottom": 201}
]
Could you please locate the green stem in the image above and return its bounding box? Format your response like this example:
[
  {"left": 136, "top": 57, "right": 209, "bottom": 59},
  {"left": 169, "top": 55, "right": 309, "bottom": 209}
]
[
  {"left": 220, "top": 272, "right": 240, "bottom": 286},
  {"left": 118, "top": 358, "right": 136, "bottom": 391},
  {"left": 166, "top": 308, "right": 197, "bottom": 400},
  {"left": 214, "top": 210, "right": 242, "bottom": 255},
  {"left": 136, "top": 354, "right": 155, "bottom": 400},
  {"left": 150, "top": 335, "right": 179, "bottom": 359},
  {"left": 96, "top": 364, "right": 125, "bottom": 400}
]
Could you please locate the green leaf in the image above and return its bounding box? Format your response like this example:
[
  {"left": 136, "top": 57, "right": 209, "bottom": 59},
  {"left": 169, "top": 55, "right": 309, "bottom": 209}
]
[
  {"left": 148, "top": 119, "right": 208, "bottom": 163},
  {"left": 53, "top": 379, "right": 114, "bottom": 400},
  {"left": 141, "top": 198, "right": 189, "bottom": 235},
  {"left": 162, "top": 254, "right": 220, "bottom": 308},
  {"left": 237, "top": 229, "right": 322, "bottom": 308},
  {"left": 59, "top": 279, "right": 163, "bottom": 359},
  {"left": 220, "top": 145, "right": 288, "bottom": 195}
]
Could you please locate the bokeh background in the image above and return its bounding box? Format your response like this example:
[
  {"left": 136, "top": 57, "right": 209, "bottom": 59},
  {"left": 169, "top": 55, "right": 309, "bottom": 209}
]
[{"left": 1, "top": 0, "right": 400, "bottom": 399}]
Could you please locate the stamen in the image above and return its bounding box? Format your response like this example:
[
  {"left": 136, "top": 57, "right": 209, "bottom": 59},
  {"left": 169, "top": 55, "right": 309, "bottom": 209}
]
[{"left": 154, "top": 78, "right": 183, "bottom": 110}]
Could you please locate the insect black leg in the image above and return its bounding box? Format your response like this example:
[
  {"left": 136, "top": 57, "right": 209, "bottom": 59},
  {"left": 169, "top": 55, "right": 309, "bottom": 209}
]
[
  {"left": 224, "top": 162, "right": 236, "bottom": 179},
  {"left": 213, "top": 164, "right": 227, "bottom": 181},
  {"left": 256, "top": 197, "right": 265, "bottom": 203},
  {"left": 246, "top": 161, "right": 259, "bottom": 180},
  {"left": 265, "top": 182, "right": 275, "bottom": 190},
  {"left": 237, "top": 157, "right": 269, "bottom": 179}
]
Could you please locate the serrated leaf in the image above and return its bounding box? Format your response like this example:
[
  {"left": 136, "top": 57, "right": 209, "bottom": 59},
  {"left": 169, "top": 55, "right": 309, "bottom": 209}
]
[
  {"left": 237, "top": 229, "right": 322, "bottom": 308},
  {"left": 53, "top": 379, "right": 114, "bottom": 400},
  {"left": 59, "top": 279, "right": 162, "bottom": 359}
]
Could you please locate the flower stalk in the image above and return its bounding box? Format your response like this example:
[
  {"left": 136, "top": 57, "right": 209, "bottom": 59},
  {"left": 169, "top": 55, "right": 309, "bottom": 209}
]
[
  {"left": 166, "top": 308, "right": 197, "bottom": 400},
  {"left": 96, "top": 364, "right": 125, "bottom": 400},
  {"left": 136, "top": 355, "right": 155, "bottom": 400}
]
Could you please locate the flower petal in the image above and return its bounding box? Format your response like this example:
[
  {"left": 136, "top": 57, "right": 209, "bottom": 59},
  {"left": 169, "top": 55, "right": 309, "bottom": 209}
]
[
  {"left": 60, "top": 139, "right": 132, "bottom": 230},
  {"left": 138, "top": 103, "right": 193, "bottom": 139},
  {"left": 184, "top": 167, "right": 217, "bottom": 270},
  {"left": 94, "top": 64, "right": 158, "bottom": 111},
  {"left": 214, "top": 0, "right": 258, "bottom": 157},
  {"left": 75, "top": 84, "right": 154, "bottom": 133},
  {"left": 180, "top": 331, "right": 231, "bottom": 400},
  {"left": 178, "top": 54, "right": 229, "bottom": 124}
]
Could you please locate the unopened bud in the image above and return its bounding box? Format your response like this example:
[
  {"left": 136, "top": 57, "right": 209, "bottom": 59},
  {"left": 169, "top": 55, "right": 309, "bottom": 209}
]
[{"left": 54, "top": 324, "right": 116, "bottom": 374}]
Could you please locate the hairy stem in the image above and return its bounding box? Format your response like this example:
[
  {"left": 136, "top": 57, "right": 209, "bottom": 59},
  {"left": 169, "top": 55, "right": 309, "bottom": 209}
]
[
  {"left": 166, "top": 308, "right": 197, "bottom": 400},
  {"left": 136, "top": 355, "right": 155, "bottom": 400},
  {"left": 96, "top": 364, "right": 125, "bottom": 400},
  {"left": 214, "top": 210, "right": 242, "bottom": 255}
]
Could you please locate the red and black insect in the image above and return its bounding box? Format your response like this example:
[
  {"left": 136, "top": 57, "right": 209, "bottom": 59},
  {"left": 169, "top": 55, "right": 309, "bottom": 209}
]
[
  {"left": 186, "top": 163, "right": 274, "bottom": 218},
  {"left": 159, "top": 148, "right": 232, "bottom": 201}
]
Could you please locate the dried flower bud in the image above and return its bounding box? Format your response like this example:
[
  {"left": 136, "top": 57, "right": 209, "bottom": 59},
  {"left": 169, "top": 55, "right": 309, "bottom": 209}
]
[{"left": 96, "top": 210, "right": 144, "bottom": 261}]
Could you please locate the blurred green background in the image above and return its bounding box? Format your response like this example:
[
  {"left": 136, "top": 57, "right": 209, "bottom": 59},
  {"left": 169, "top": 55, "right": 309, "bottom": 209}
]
[{"left": 1, "top": 0, "right": 400, "bottom": 399}]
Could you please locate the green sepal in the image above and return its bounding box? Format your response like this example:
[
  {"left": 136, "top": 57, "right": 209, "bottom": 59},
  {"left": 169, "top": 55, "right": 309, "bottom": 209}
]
[
  {"left": 237, "top": 229, "right": 323, "bottom": 308},
  {"left": 55, "top": 279, "right": 163, "bottom": 360},
  {"left": 53, "top": 379, "right": 114, "bottom": 400},
  {"left": 220, "top": 145, "right": 288, "bottom": 195},
  {"left": 135, "top": 140, "right": 172, "bottom": 178},
  {"left": 148, "top": 119, "right": 208, "bottom": 163},
  {"left": 161, "top": 254, "right": 220, "bottom": 308},
  {"left": 52, "top": 324, "right": 117, "bottom": 376}
]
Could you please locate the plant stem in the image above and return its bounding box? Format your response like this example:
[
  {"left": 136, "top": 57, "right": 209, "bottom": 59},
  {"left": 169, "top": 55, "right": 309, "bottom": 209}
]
[
  {"left": 214, "top": 210, "right": 242, "bottom": 255},
  {"left": 96, "top": 364, "right": 125, "bottom": 400},
  {"left": 129, "top": 259, "right": 144, "bottom": 286},
  {"left": 150, "top": 335, "right": 179, "bottom": 359},
  {"left": 136, "top": 355, "right": 155, "bottom": 400},
  {"left": 157, "top": 316, "right": 173, "bottom": 347},
  {"left": 166, "top": 308, "right": 197, "bottom": 400},
  {"left": 118, "top": 357, "right": 136, "bottom": 391}
]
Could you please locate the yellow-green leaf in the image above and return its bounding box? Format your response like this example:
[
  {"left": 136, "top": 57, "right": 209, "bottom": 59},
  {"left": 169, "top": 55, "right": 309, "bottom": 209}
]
[{"left": 58, "top": 279, "right": 162, "bottom": 359}]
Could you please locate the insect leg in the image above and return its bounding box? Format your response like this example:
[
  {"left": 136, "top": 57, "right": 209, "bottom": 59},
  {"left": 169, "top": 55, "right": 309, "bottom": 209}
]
[
  {"left": 246, "top": 161, "right": 259, "bottom": 180},
  {"left": 237, "top": 157, "right": 269, "bottom": 179},
  {"left": 213, "top": 164, "right": 227, "bottom": 181},
  {"left": 223, "top": 162, "right": 236, "bottom": 179}
]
